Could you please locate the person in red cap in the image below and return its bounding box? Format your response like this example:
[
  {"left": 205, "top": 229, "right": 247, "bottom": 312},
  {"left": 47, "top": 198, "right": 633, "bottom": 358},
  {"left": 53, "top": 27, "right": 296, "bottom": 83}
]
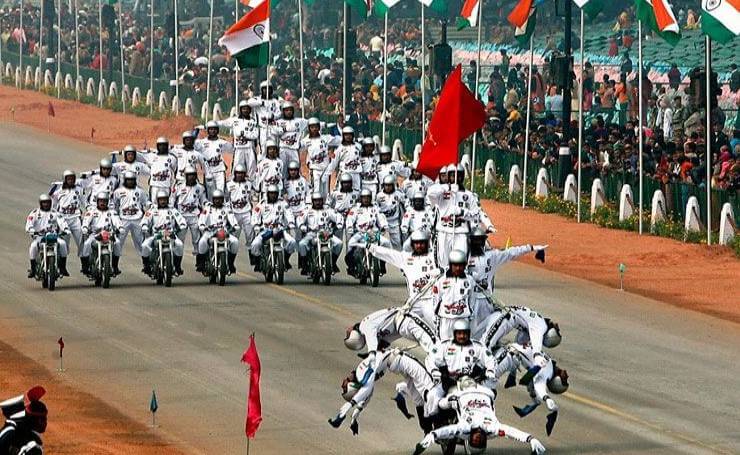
[{"left": 0, "top": 386, "right": 47, "bottom": 454}]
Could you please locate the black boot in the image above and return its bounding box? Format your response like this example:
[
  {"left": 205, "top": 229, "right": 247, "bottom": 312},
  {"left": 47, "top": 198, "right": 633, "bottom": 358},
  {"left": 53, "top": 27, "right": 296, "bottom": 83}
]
[
  {"left": 112, "top": 255, "right": 121, "bottom": 276},
  {"left": 416, "top": 406, "right": 434, "bottom": 434},
  {"left": 28, "top": 260, "right": 36, "bottom": 278},
  {"left": 332, "top": 254, "right": 340, "bottom": 274},
  {"left": 80, "top": 256, "right": 90, "bottom": 275},
  {"left": 254, "top": 256, "right": 262, "bottom": 272},
  {"left": 174, "top": 255, "right": 184, "bottom": 275},
  {"left": 299, "top": 256, "right": 308, "bottom": 276},
  {"left": 141, "top": 256, "right": 152, "bottom": 276},
  {"left": 345, "top": 251, "right": 355, "bottom": 276},
  {"left": 195, "top": 254, "right": 205, "bottom": 272},
  {"left": 379, "top": 260, "right": 387, "bottom": 275},
  {"left": 285, "top": 253, "right": 292, "bottom": 270},
  {"left": 227, "top": 253, "right": 237, "bottom": 274},
  {"left": 58, "top": 257, "right": 69, "bottom": 276},
  {"left": 249, "top": 253, "right": 257, "bottom": 266}
]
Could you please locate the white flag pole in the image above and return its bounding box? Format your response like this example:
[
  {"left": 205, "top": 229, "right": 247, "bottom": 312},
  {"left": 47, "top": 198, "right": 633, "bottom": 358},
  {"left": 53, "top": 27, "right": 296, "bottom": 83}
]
[
  {"left": 19, "top": 0, "right": 23, "bottom": 88},
  {"left": 297, "top": 0, "right": 305, "bottom": 117},
  {"left": 205, "top": 0, "right": 214, "bottom": 121},
  {"left": 382, "top": 11, "right": 388, "bottom": 146},
  {"left": 150, "top": 0, "right": 155, "bottom": 115},
  {"left": 705, "top": 35, "right": 712, "bottom": 244},
  {"left": 98, "top": 0, "right": 103, "bottom": 104},
  {"left": 577, "top": 7, "right": 584, "bottom": 222},
  {"left": 637, "top": 20, "right": 643, "bottom": 234},
  {"left": 118, "top": 1, "right": 126, "bottom": 112},
  {"left": 342, "top": 2, "right": 347, "bottom": 119},
  {"left": 234, "top": 0, "right": 239, "bottom": 109},
  {"left": 38, "top": 0, "right": 43, "bottom": 76},
  {"left": 420, "top": 2, "right": 425, "bottom": 140},
  {"left": 74, "top": 0, "right": 80, "bottom": 99},
  {"left": 56, "top": 0, "right": 61, "bottom": 98},
  {"left": 174, "top": 0, "right": 179, "bottom": 100},
  {"left": 522, "top": 31, "right": 534, "bottom": 208},
  {"left": 470, "top": 0, "right": 483, "bottom": 190}
]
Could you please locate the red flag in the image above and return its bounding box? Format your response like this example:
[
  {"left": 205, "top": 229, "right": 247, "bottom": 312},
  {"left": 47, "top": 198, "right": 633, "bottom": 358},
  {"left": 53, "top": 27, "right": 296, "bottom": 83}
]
[
  {"left": 58, "top": 337, "right": 64, "bottom": 358},
  {"left": 47, "top": 102, "right": 55, "bottom": 117},
  {"left": 417, "top": 65, "right": 486, "bottom": 179},
  {"left": 241, "top": 334, "right": 262, "bottom": 439}
]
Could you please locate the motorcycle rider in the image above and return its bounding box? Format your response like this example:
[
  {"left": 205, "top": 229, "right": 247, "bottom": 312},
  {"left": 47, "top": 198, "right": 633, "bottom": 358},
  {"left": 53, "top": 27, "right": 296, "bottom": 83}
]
[
  {"left": 248, "top": 82, "right": 282, "bottom": 149},
  {"left": 197, "top": 190, "right": 240, "bottom": 274},
  {"left": 113, "top": 144, "right": 150, "bottom": 179},
  {"left": 250, "top": 184, "right": 297, "bottom": 271},
  {"left": 26, "top": 194, "right": 70, "bottom": 277},
  {"left": 172, "top": 165, "right": 208, "bottom": 254},
  {"left": 447, "top": 164, "right": 496, "bottom": 232},
  {"left": 49, "top": 170, "right": 85, "bottom": 260},
  {"left": 275, "top": 101, "right": 307, "bottom": 174},
  {"left": 431, "top": 249, "right": 476, "bottom": 341},
  {"left": 297, "top": 192, "right": 344, "bottom": 275},
  {"left": 255, "top": 140, "right": 284, "bottom": 197},
  {"left": 81, "top": 192, "right": 123, "bottom": 276},
  {"left": 375, "top": 175, "right": 405, "bottom": 249},
  {"left": 300, "top": 117, "right": 336, "bottom": 196},
  {"left": 358, "top": 137, "right": 379, "bottom": 194},
  {"left": 401, "top": 164, "right": 432, "bottom": 200},
  {"left": 81, "top": 158, "right": 118, "bottom": 207},
  {"left": 326, "top": 126, "right": 362, "bottom": 191},
  {"left": 376, "top": 145, "right": 411, "bottom": 184},
  {"left": 345, "top": 189, "right": 391, "bottom": 276},
  {"left": 196, "top": 121, "right": 233, "bottom": 197},
  {"left": 112, "top": 171, "right": 149, "bottom": 257},
  {"left": 143, "top": 137, "right": 178, "bottom": 201},
  {"left": 219, "top": 100, "right": 258, "bottom": 179},
  {"left": 140, "top": 190, "right": 187, "bottom": 276},
  {"left": 481, "top": 305, "right": 562, "bottom": 354},
  {"left": 327, "top": 173, "right": 358, "bottom": 240},
  {"left": 172, "top": 131, "right": 205, "bottom": 183},
  {"left": 401, "top": 192, "right": 434, "bottom": 251},
  {"left": 225, "top": 164, "right": 256, "bottom": 265},
  {"left": 283, "top": 160, "right": 310, "bottom": 242}
]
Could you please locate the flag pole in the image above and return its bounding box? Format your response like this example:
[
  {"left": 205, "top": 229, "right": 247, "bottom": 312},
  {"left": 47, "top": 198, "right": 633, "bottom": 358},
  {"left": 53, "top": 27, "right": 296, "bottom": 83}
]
[
  {"left": 205, "top": 0, "right": 214, "bottom": 121},
  {"left": 74, "top": 0, "right": 80, "bottom": 99},
  {"left": 297, "top": 0, "right": 305, "bottom": 118},
  {"left": 637, "top": 20, "right": 643, "bottom": 234},
  {"left": 150, "top": 0, "right": 155, "bottom": 115},
  {"left": 705, "top": 35, "right": 712, "bottom": 244},
  {"left": 420, "top": 3, "right": 425, "bottom": 140},
  {"left": 57, "top": 0, "right": 61, "bottom": 98},
  {"left": 234, "top": 0, "right": 239, "bottom": 110},
  {"left": 576, "top": 8, "right": 584, "bottom": 222},
  {"left": 39, "top": 0, "right": 43, "bottom": 78},
  {"left": 118, "top": 1, "right": 126, "bottom": 113},
  {"left": 19, "top": 0, "right": 23, "bottom": 88},
  {"left": 470, "top": 0, "right": 483, "bottom": 191},
  {"left": 98, "top": 0, "right": 103, "bottom": 105},
  {"left": 522, "top": 32, "right": 534, "bottom": 208},
  {"left": 381, "top": 11, "right": 388, "bottom": 146},
  {"left": 342, "top": 2, "right": 348, "bottom": 120},
  {"left": 174, "top": 0, "right": 179, "bottom": 101}
]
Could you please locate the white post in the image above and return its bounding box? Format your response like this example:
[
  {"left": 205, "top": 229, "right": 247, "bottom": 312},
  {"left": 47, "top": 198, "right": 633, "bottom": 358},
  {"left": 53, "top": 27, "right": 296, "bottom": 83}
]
[
  {"left": 522, "top": 33, "right": 534, "bottom": 208},
  {"left": 381, "top": 11, "right": 388, "bottom": 146},
  {"left": 74, "top": 0, "right": 80, "bottom": 99},
  {"left": 297, "top": 0, "right": 305, "bottom": 118},
  {"left": 234, "top": 0, "right": 239, "bottom": 109},
  {"left": 19, "top": 0, "right": 23, "bottom": 85},
  {"left": 470, "top": 0, "right": 483, "bottom": 190},
  {"left": 118, "top": 1, "right": 125, "bottom": 112},
  {"left": 174, "top": 0, "right": 179, "bottom": 100},
  {"left": 38, "top": 0, "right": 43, "bottom": 74},
  {"left": 577, "top": 8, "right": 584, "bottom": 222},
  {"left": 98, "top": 0, "right": 103, "bottom": 105},
  {"left": 205, "top": 0, "right": 214, "bottom": 121},
  {"left": 342, "top": 2, "right": 347, "bottom": 119},
  {"left": 57, "top": 0, "right": 61, "bottom": 98},
  {"left": 420, "top": 3, "right": 425, "bottom": 140},
  {"left": 637, "top": 20, "right": 643, "bottom": 234},
  {"left": 150, "top": 0, "right": 155, "bottom": 115},
  {"left": 705, "top": 35, "right": 712, "bottom": 245}
]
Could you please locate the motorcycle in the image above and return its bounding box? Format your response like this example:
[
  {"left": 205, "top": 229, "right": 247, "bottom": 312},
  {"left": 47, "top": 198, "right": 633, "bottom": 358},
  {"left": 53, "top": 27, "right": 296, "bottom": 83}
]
[
  {"left": 149, "top": 229, "right": 176, "bottom": 287},
  {"left": 353, "top": 230, "right": 381, "bottom": 287},
  {"left": 308, "top": 229, "right": 333, "bottom": 286},
  {"left": 34, "top": 232, "right": 61, "bottom": 291},
  {"left": 87, "top": 230, "right": 115, "bottom": 288},
  {"left": 259, "top": 228, "right": 285, "bottom": 285},
  {"left": 204, "top": 228, "right": 230, "bottom": 286}
]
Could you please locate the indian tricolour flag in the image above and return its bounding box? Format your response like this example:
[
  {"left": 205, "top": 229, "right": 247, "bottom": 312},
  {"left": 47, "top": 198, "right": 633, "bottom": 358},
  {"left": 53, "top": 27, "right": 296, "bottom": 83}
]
[
  {"left": 572, "top": 0, "right": 604, "bottom": 19},
  {"left": 634, "top": 0, "right": 680, "bottom": 46},
  {"left": 219, "top": 0, "right": 270, "bottom": 68},
  {"left": 345, "top": 0, "right": 401, "bottom": 17},
  {"left": 701, "top": 0, "right": 740, "bottom": 44},
  {"left": 418, "top": 0, "right": 447, "bottom": 14},
  {"left": 508, "top": 0, "right": 544, "bottom": 47},
  {"left": 456, "top": 0, "right": 479, "bottom": 30}
]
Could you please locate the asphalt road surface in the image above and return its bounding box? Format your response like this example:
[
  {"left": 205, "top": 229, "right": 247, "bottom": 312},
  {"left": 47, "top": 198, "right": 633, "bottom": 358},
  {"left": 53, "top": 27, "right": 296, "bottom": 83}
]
[{"left": 1, "top": 123, "right": 738, "bottom": 454}]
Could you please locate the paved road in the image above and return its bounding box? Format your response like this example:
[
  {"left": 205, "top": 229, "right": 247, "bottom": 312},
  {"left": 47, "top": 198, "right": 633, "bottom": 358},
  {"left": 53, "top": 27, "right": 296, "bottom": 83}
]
[{"left": 1, "top": 123, "right": 739, "bottom": 454}]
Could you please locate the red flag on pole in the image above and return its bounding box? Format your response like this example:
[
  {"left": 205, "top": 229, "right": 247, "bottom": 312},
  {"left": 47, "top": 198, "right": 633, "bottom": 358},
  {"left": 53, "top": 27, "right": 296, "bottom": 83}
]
[
  {"left": 47, "top": 102, "right": 55, "bottom": 117},
  {"left": 241, "top": 334, "right": 262, "bottom": 439},
  {"left": 416, "top": 64, "right": 487, "bottom": 179},
  {"left": 58, "top": 337, "right": 64, "bottom": 358}
]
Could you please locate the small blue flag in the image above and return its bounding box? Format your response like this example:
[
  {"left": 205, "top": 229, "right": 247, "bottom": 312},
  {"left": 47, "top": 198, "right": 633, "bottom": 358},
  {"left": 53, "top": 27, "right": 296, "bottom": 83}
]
[{"left": 149, "top": 390, "right": 158, "bottom": 414}]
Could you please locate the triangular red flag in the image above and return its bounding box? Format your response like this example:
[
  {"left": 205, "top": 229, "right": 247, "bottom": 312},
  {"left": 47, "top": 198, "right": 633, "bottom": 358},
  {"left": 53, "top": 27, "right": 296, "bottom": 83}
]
[
  {"left": 47, "top": 102, "right": 55, "bottom": 117},
  {"left": 241, "top": 334, "right": 262, "bottom": 439},
  {"left": 417, "top": 64, "right": 487, "bottom": 179},
  {"left": 58, "top": 337, "right": 64, "bottom": 358}
]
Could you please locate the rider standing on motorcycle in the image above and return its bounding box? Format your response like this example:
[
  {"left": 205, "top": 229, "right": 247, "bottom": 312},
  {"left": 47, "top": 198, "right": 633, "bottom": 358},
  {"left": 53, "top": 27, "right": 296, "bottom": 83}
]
[
  {"left": 247, "top": 82, "right": 282, "bottom": 150},
  {"left": 225, "top": 164, "right": 256, "bottom": 266},
  {"left": 376, "top": 145, "right": 411, "bottom": 184},
  {"left": 196, "top": 121, "right": 233, "bottom": 197},
  {"left": 140, "top": 191, "right": 187, "bottom": 276},
  {"left": 431, "top": 249, "right": 476, "bottom": 341},
  {"left": 255, "top": 140, "right": 284, "bottom": 197},
  {"left": 218, "top": 101, "right": 259, "bottom": 179},
  {"left": 113, "top": 171, "right": 150, "bottom": 257},
  {"left": 113, "top": 145, "right": 150, "bottom": 180},
  {"left": 446, "top": 165, "right": 496, "bottom": 233},
  {"left": 49, "top": 170, "right": 85, "bottom": 261},
  {"left": 197, "top": 190, "right": 240, "bottom": 274},
  {"left": 81, "top": 192, "right": 123, "bottom": 276},
  {"left": 301, "top": 118, "right": 337, "bottom": 196},
  {"left": 284, "top": 161, "right": 310, "bottom": 242},
  {"left": 326, "top": 126, "right": 362, "bottom": 191},
  {"left": 26, "top": 194, "right": 70, "bottom": 277},
  {"left": 250, "top": 185, "right": 297, "bottom": 271},
  {"left": 401, "top": 192, "right": 434, "bottom": 251},
  {"left": 297, "top": 192, "right": 344, "bottom": 275},
  {"left": 143, "top": 137, "right": 178, "bottom": 201},
  {"left": 80, "top": 159, "right": 118, "bottom": 207},
  {"left": 275, "top": 102, "right": 307, "bottom": 175},
  {"left": 345, "top": 189, "right": 391, "bottom": 275},
  {"left": 375, "top": 175, "right": 406, "bottom": 250},
  {"left": 327, "top": 173, "right": 358, "bottom": 241},
  {"left": 172, "top": 131, "right": 205, "bottom": 184},
  {"left": 359, "top": 137, "right": 379, "bottom": 195},
  {"left": 172, "top": 165, "right": 208, "bottom": 255}
]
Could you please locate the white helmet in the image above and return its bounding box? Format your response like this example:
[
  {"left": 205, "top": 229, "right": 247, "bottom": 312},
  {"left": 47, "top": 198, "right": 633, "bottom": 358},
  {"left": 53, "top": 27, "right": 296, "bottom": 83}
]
[
  {"left": 344, "top": 327, "right": 366, "bottom": 351},
  {"left": 97, "top": 191, "right": 110, "bottom": 201},
  {"left": 412, "top": 191, "right": 425, "bottom": 200},
  {"left": 470, "top": 227, "right": 488, "bottom": 238},
  {"left": 311, "top": 191, "right": 323, "bottom": 200},
  {"left": 205, "top": 120, "right": 219, "bottom": 129},
  {"left": 281, "top": 101, "right": 294, "bottom": 110},
  {"left": 307, "top": 117, "right": 320, "bottom": 126},
  {"left": 448, "top": 163, "right": 465, "bottom": 173},
  {"left": 233, "top": 164, "right": 247, "bottom": 173},
  {"left": 156, "top": 190, "right": 169, "bottom": 200},
  {"left": 238, "top": 100, "right": 249, "bottom": 108},
  {"left": 259, "top": 80, "right": 269, "bottom": 88},
  {"left": 63, "top": 169, "right": 75, "bottom": 178},
  {"left": 181, "top": 130, "right": 194, "bottom": 139},
  {"left": 439, "top": 164, "right": 450, "bottom": 174},
  {"left": 265, "top": 139, "right": 278, "bottom": 149},
  {"left": 266, "top": 184, "right": 279, "bottom": 193},
  {"left": 287, "top": 160, "right": 300, "bottom": 170},
  {"left": 341, "top": 126, "right": 355, "bottom": 135},
  {"left": 448, "top": 249, "right": 467, "bottom": 264},
  {"left": 38, "top": 193, "right": 52, "bottom": 203},
  {"left": 379, "top": 145, "right": 391, "bottom": 155},
  {"left": 156, "top": 136, "right": 168, "bottom": 145},
  {"left": 410, "top": 230, "right": 430, "bottom": 243},
  {"left": 123, "top": 144, "right": 137, "bottom": 153},
  {"left": 339, "top": 173, "right": 353, "bottom": 184},
  {"left": 122, "top": 171, "right": 136, "bottom": 180},
  {"left": 211, "top": 189, "right": 225, "bottom": 199},
  {"left": 382, "top": 175, "right": 395, "bottom": 186},
  {"left": 547, "top": 369, "right": 569, "bottom": 394},
  {"left": 452, "top": 319, "right": 470, "bottom": 332},
  {"left": 361, "top": 137, "right": 374, "bottom": 145},
  {"left": 184, "top": 165, "right": 197, "bottom": 175},
  {"left": 99, "top": 158, "right": 112, "bottom": 168},
  {"left": 360, "top": 189, "right": 373, "bottom": 198},
  {"left": 542, "top": 321, "right": 562, "bottom": 348}
]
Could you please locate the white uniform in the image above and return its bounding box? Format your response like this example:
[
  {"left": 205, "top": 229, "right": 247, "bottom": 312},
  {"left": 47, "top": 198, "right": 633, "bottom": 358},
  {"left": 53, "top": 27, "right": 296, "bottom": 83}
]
[
  {"left": 492, "top": 343, "right": 558, "bottom": 413},
  {"left": 80, "top": 172, "right": 118, "bottom": 207},
  {"left": 50, "top": 182, "right": 85, "bottom": 256},
  {"left": 375, "top": 190, "right": 405, "bottom": 249},
  {"left": 255, "top": 157, "right": 284, "bottom": 195},
  {"left": 301, "top": 134, "right": 337, "bottom": 196},
  {"left": 81, "top": 208, "right": 123, "bottom": 256},
  {"left": 140, "top": 207, "right": 187, "bottom": 257},
  {"left": 197, "top": 204, "right": 240, "bottom": 255},
  {"left": 327, "top": 143, "right": 362, "bottom": 190},
  {"left": 219, "top": 117, "right": 259, "bottom": 179},
  {"left": 112, "top": 186, "right": 149, "bottom": 256},
  {"left": 426, "top": 183, "right": 479, "bottom": 267},
  {"left": 283, "top": 176, "right": 310, "bottom": 240},
  {"left": 248, "top": 97, "right": 282, "bottom": 148},
  {"left": 113, "top": 160, "right": 150, "bottom": 180},
  {"left": 172, "top": 181, "right": 208, "bottom": 252},
  {"left": 250, "top": 200, "right": 297, "bottom": 256},
  {"left": 196, "top": 137, "right": 233, "bottom": 196},
  {"left": 480, "top": 306, "right": 549, "bottom": 353},
  {"left": 25, "top": 208, "right": 69, "bottom": 259},
  {"left": 401, "top": 176, "right": 433, "bottom": 200},
  {"left": 377, "top": 160, "right": 411, "bottom": 184},
  {"left": 275, "top": 117, "right": 308, "bottom": 172},
  {"left": 431, "top": 273, "right": 476, "bottom": 341},
  {"left": 345, "top": 205, "right": 392, "bottom": 250},
  {"left": 357, "top": 307, "right": 436, "bottom": 354},
  {"left": 400, "top": 207, "right": 435, "bottom": 251},
  {"left": 327, "top": 189, "right": 358, "bottom": 238},
  {"left": 359, "top": 154, "right": 380, "bottom": 194},
  {"left": 144, "top": 152, "right": 178, "bottom": 201},
  {"left": 297, "top": 207, "right": 344, "bottom": 257},
  {"left": 225, "top": 179, "right": 256, "bottom": 246},
  {"left": 171, "top": 146, "right": 205, "bottom": 183},
  {"left": 425, "top": 339, "right": 496, "bottom": 383}
]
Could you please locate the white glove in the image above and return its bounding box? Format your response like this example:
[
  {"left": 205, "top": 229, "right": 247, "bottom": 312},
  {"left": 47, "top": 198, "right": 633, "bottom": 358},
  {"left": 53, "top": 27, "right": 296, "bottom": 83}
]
[
  {"left": 545, "top": 398, "right": 559, "bottom": 412},
  {"left": 338, "top": 401, "right": 353, "bottom": 418},
  {"left": 532, "top": 244, "right": 549, "bottom": 251},
  {"left": 486, "top": 226, "right": 497, "bottom": 234},
  {"left": 418, "top": 433, "right": 434, "bottom": 451},
  {"left": 530, "top": 437, "right": 546, "bottom": 454}
]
